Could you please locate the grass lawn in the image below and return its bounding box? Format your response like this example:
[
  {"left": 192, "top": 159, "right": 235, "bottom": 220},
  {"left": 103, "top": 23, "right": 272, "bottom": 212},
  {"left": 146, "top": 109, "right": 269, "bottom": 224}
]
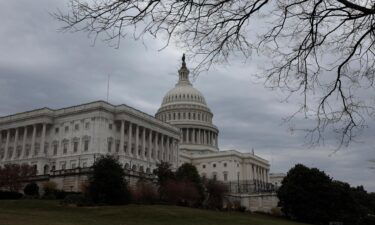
[{"left": 0, "top": 200, "right": 309, "bottom": 225}]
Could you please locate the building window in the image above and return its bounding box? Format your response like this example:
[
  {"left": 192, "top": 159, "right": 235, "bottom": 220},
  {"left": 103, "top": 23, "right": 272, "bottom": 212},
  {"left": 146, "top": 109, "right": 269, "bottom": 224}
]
[
  {"left": 212, "top": 172, "right": 217, "bottom": 180},
  {"left": 109, "top": 124, "right": 113, "bottom": 130},
  {"left": 44, "top": 143, "right": 49, "bottom": 154},
  {"left": 71, "top": 163, "right": 76, "bottom": 169},
  {"left": 55, "top": 127, "right": 59, "bottom": 134},
  {"left": 223, "top": 172, "right": 228, "bottom": 181},
  {"left": 116, "top": 142, "right": 120, "bottom": 153},
  {"left": 65, "top": 126, "right": 69, "bottom": 133},
  {"left": 82, "top": 162, "right": 87, "bottom": 168},
  {"left": 224, "top": 162, "right": 227, "bottom": 167},
  {"left": 61, "top": 162, "right": 66, "bottom": 170},
  {"left": 85, "top": 122, "right": 90, "bottom": 129},
  {"left": 63, "top": 142, "right": 68, "bottom": 154},
  {"left": 107, "top": 139, "right": 112, "bottom": 152},
  {"left": 202, "top": 164, "right": 206, "bottom": 169},
  {"left": 84, "top": 140, "right": 89, "bottom": 152},
  {"left": 75, "top": 124, "right": 79, "bottom": 131},
  {"left": 53, "top": 143, "right": 58, "bottom": 156},
  {"left": 34, "top": 144, "right": 40, "bottom": 156},
  {"left": 213, "top": 163, "right": 216, "bottom": 168},
  {"left": 73, "top": 141, "right": 79, "bottom": 153}
]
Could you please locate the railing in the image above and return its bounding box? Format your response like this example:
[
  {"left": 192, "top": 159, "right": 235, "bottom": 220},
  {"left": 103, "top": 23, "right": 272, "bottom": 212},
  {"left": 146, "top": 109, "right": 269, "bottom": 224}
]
[{"left": 223, "top": 180, "right": 277, "bottom": 194}]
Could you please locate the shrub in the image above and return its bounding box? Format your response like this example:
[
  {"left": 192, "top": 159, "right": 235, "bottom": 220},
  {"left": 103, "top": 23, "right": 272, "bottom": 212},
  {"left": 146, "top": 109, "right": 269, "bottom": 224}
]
[
  {"left": 205, "top": 179, "right": 228, "bottom": 209},
  {"left": 163, "top": 180, "right": 200, "bottom": 206},
  {"left": 87, "top": 155, "right": 131, "bottom": 205},
  {"left": 42, "top": 181, "right": 57, "bottom": 197},
  {"left": 358, "top": 215, "right": 375, "bottom": 225},
  {"left": 0, "top": 191, "right": 23, "bottom": 200},
  {"left": 132, "top": 180, "right": 158, "bottom": 204},
  {"left": 24, "top": 182, "right": 39, "bottom": 197},
  {"left": 54, "top": 190, "right": 81, "bottom": 200},
  {"left": 270, "top": 207, "right": 283, "bottom": 217},
  {"left": 61, "top": 194, "right": 92, "bottom": 206}
]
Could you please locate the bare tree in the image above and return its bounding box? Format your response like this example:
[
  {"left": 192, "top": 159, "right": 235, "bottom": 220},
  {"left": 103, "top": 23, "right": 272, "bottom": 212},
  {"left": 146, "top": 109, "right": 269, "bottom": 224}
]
[{"left": 54, "top": 0, "right": 375, "bottom": 148}]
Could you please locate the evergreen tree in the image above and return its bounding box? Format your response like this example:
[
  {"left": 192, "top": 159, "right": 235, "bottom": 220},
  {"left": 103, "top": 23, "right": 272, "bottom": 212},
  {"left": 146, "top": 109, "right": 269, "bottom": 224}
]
[{"left": 88, "top": 155, "right": 131, "bottom": 205}]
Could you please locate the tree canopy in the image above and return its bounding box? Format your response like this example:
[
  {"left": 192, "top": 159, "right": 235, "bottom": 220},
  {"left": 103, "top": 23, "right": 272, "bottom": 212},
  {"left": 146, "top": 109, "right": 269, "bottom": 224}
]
[
  {"left": 55, "top": 0, "right": 375, "bottom": 148},
  {"left": 278, "top": 164, "right": 375, "bottom": 225}
]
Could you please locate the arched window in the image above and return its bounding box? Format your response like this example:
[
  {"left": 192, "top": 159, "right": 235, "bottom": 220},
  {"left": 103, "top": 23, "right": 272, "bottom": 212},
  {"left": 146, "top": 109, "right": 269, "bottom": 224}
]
[{"left": 188, "top": 113, "right": 191, "bottom": 119}]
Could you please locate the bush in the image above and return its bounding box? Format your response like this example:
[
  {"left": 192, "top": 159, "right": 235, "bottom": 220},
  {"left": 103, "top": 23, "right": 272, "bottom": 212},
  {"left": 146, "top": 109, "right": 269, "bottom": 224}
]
[
  {"left": 61, "top": 194, "right": 92, "bottom": 206},
  {"left": 0, "top": 191, "right": 23, "bottom": 199},
  {"left": 205, "top": 179, "right": 228, "bottom": 209},
  {"left": 163, "top": 180, "right": 200, "bottom": 206},
  {"left": 132, "top": 180, "right": 158, "bottom": 204},
  {"left": 358, "top": 215, "right": 375, "bottom": 225},
  {"left": 270, "top": 207, "right": 283, "bottom": 217},
  {"left": 54, "top": 190, "right": 81, "bottom": 200},
  {"left": 24, "top": 182, "right": 39, "bottom": 197},
  {"left": 42, "top": 181, "right": 57, "bottom": 198}
]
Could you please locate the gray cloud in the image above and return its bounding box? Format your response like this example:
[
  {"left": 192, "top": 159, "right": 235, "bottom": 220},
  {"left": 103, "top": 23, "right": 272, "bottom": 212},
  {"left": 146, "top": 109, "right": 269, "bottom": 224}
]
[{"left": 0, "top": 0, "right": 374, "bottom": 191}]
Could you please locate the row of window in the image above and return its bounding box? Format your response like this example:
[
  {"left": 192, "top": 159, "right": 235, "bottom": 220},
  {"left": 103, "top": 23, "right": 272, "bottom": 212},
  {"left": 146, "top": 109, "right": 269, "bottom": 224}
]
[
  {"left": 0, "top": 138, "right": 91, "bottom": 160},
  {"left": 164, "top": 93, "right": 205, "bottom": 103},
  {"left": 160, "top": 111, "right": 211, "bottom": 122}
]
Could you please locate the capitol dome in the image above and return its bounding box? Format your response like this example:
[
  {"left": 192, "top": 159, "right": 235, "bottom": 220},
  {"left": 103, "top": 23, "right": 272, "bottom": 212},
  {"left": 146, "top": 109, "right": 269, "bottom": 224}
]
[{"left": 156, "top": 55, "right": 219, "bottom": 152}]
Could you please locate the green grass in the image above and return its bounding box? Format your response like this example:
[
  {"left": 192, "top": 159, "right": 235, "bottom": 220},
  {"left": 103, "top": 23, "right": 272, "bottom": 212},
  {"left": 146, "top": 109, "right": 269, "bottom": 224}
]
[{"left": 0, "top": 200, "right": 309, "bottom": 225}]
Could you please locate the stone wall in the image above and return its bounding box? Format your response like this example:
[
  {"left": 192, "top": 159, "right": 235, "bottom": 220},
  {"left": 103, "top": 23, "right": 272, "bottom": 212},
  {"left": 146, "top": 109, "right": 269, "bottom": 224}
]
[{"left": 227, "top": 193, "right": 279, "bottom": 213}]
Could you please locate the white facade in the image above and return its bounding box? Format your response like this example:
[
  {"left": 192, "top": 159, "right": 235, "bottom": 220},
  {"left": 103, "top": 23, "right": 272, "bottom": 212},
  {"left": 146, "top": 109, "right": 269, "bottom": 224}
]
[
  {"left": 156, "top": 55, "right": 270, "bottom": 184},
  {"left": 0, "top": 101, "right": 180, "bottom": 174}
]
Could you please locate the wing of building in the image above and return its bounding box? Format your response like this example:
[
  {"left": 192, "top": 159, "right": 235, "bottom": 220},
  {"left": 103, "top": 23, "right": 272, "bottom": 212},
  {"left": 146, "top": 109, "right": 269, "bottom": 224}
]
[{"left": 0, "top": 55, "right": 270, "bottom": 188}]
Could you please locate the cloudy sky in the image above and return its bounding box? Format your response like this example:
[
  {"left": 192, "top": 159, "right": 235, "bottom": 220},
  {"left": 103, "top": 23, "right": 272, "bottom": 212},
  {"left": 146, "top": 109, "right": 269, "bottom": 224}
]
[{"left": 1, "top": 1, "right": 374, "bottom": 191}]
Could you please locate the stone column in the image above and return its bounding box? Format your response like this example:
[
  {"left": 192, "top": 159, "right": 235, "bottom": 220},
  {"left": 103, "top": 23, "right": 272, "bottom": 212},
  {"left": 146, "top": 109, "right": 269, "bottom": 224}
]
[
  {"left": 135, "top": 124, "right": 139, "bottom": 158},
  {"left": 148, "top": 129, "right": 152, "bottom": 161},
  {"left": 192, "top": 129, "right": 195, "bottom": 144},
  {"left": 198, "top": 129, "right": 201, "bottom": 144},
  {"left": 30, "top": 124, "right": 36, "bottom": 158},
  {"left": 216, "top": 133, "right": 219, "bottom": 148},
  {"left": 120, "top": 120, "right": 125, "bottom": 154},
  {"left": 4, "top": 130, "right": 10, "bottom": 160},
  {"left": 166, "top": 136, "right": 170, "bottom": 162},
  {"left": 142, "top": 127, "right": 146, "bottom": 159},
  {"left": 154, "top": 132, "right": 159, "bottom": 162},
  {"left": 22, "top": 126, "right": 28, "bottom": 158},
  {"left": 127, "top": 122, "right": 132, "bottom": 156},
  {"left": 40, "top": 123, "right": 46, "bottom": 156},
  {"left": 160, "top": 134, "right": 164, "bottom": 161},
  {"left": 12, "top": 128, "right": 19, "bottom": 160},
  {"left": 186, "top": 128, "right": 189, "bottom": 144}
]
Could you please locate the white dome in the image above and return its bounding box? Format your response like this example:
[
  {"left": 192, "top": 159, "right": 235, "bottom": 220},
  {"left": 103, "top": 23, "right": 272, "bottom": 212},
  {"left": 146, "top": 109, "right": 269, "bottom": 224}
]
[
  {"left": 161, "top": 84, "right": 207, "bottom": 107},
  {"left": 156, "top": 54, "right": 219, "bottom": 153}
]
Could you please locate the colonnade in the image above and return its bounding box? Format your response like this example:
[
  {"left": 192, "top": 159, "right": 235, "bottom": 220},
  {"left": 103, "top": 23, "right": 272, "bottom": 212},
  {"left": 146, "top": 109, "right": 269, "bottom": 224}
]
[
  {"left": 181, "top": 127, "right": 218, "bottom": 147},
  {"left": 117, "top": 120, "right": 179, "bottom": 163},
  {"left": 0, "top": 123, "right": 47, "bottom": 162}
]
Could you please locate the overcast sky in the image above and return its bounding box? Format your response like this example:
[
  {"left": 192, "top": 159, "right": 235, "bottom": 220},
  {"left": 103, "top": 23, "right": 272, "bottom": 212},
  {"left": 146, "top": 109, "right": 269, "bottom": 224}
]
[{"left": 1, "top": 1, "right": 374, "bottom": 191}]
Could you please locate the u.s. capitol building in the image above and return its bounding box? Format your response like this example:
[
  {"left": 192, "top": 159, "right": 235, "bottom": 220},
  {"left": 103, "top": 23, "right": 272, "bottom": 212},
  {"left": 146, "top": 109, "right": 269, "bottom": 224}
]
[{"left": 0, "top": 56, "right": 270, "bottom": 188}]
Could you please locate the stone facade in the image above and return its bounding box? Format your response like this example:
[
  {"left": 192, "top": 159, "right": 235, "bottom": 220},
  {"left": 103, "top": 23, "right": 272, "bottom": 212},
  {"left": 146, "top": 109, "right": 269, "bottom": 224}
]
[{"left": 0, "top": 101, "right": 180, "bottom": 175}]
